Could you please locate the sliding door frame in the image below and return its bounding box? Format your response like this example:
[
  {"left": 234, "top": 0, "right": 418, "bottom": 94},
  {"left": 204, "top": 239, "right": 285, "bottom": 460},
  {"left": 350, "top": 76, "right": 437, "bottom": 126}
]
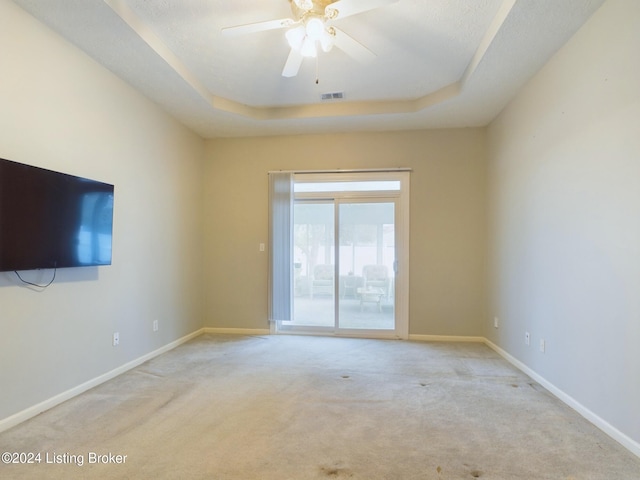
[{"left": 276, "top": 171, "right": 410, "bottom": 340}]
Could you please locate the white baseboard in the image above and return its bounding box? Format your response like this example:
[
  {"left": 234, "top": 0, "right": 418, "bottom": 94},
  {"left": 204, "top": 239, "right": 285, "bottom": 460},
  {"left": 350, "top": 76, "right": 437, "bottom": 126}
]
[
  {"left": 484, "top": 338, "right": 640, "bottom": 459},
  {"left": 202, "top": 327, "right": 271, "bottom": 335},
  {"left": 0, "top": 328, "right": 205, "bottom": 434},
  {"left": 409, "top": 334, "right": 485, "bottom": 343}
]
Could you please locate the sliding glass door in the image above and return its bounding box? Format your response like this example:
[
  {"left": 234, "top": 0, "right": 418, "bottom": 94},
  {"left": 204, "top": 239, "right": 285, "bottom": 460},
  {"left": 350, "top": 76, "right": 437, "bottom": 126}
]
[
  {"left": 338, "top": 201, "right": 395, "bottom": 330},
  {"left": 277, "top": 171, "right": 409, "bottom": 339},
  {"left": 291, "top": 201, "right": 335, "bottom": 328}
]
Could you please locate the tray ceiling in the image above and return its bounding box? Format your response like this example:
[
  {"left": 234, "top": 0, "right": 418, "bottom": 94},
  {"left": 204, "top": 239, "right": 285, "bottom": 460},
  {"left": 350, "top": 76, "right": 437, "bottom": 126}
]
[{"left": 12, "top": 0, "right": 606, "bottom": 138}]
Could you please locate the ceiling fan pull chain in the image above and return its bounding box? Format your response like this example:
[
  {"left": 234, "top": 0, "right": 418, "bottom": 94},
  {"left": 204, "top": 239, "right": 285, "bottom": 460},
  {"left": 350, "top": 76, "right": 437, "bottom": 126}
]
[{"left": 315, "top": 55, "right": 319, "bottom": 84}]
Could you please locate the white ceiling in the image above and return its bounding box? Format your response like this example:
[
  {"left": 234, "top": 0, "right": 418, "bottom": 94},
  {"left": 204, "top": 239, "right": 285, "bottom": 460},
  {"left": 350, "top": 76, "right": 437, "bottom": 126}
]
[{"left": 13, "top": 0, "right": 605, "bottom": 138}]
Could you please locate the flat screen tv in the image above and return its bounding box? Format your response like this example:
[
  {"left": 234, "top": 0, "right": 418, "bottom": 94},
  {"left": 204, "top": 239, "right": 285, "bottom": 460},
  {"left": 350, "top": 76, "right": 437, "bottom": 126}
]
[{"left": 0, "top": 158, "right": 114, "bottom": 272}]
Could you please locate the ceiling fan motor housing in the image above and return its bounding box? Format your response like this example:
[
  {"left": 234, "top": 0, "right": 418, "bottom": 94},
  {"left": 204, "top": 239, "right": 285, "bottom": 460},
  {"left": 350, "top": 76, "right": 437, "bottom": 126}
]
[{"left": 290, "top": 0, "right": 337, "bottom": 21}]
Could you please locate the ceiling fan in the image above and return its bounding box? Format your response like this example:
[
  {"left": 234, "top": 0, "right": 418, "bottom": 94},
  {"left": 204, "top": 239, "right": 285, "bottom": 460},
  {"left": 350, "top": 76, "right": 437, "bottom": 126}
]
[{"left": 221, "top": 0, "right": 399, "bottom": 78}]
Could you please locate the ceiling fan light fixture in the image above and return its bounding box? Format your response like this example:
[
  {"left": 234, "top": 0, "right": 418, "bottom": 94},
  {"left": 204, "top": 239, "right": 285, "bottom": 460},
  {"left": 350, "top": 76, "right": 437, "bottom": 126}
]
[
  {"left": 305, "top": 17, "right": 325, "bottom": 41},
  {"left": 223, "top": 0, "right": 397, "bottom": 78},
  {"left": 285, "top": 25, "right": 306, "bottom": 49},
  {"left": 300, "top": 36, "right": 317, "bottom": 57}
]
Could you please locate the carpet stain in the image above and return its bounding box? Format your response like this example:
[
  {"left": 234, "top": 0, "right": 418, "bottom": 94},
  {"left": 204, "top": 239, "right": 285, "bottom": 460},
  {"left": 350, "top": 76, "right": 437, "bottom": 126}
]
[
  {"left": 341, "top": 375, "right": 350, "bottom": 379},
  {"left": 320, "top": 465, "right": 354, "bottom": 477},
  {"left": 154, "top": 391, "right": 180, "bottom": 411},
  {"left": 528, "top": 382, "right": 544, "bottom": 392},
  {"left": 470, "top": 470, "right": 483, "bottom": 478},
  {"left": 436, "top": 465, "right": 442, "bottom": 475}
]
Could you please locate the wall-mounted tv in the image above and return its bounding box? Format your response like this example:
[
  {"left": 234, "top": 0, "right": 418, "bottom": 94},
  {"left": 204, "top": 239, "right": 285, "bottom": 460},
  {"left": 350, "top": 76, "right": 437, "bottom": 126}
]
[{"left": 0, "top": 158, "right": 114, "bottom": 272}]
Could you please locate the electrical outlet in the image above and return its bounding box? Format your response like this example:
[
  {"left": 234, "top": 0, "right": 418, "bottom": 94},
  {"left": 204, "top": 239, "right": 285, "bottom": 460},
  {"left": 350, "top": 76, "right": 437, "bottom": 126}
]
[
  {"left": 539, "top": 338, "right": 545, "bottom": 353},
  {"left": 525, "top": 332, "right": 530, "bottom": 346},
  {"left": 112, "top": 332, "right": 120, "bottom": 347},
  {"left": 494, "top": 317, "right": 499, "bottom": 329},
  {"left": 153, "top": 319, "right": 159, "bottom": 332}
]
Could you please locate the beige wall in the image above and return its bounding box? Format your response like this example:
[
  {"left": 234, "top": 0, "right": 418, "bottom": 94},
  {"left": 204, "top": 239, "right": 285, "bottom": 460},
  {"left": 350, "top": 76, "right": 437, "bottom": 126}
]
[
  {"left": 0, "top": 1, "right": 205, "bottom": 421},
  {"left": 203, "top": 129, "right": 488, "bottom": 336},
  {"left": 486, "top": 0, "right": 640, "bottom": 445}
]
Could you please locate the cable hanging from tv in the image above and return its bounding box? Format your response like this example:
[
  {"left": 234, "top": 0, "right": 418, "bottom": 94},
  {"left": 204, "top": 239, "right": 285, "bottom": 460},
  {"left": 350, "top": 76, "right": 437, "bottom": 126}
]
[{"left": 14, "top": 268, "right": 57, "bottom": 288}]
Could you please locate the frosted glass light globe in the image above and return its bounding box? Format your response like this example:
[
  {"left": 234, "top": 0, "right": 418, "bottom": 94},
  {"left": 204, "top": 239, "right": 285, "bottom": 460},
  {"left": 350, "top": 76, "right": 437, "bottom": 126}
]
[{"left": 305, "top": 17, "right": 325, "bottom": 41}]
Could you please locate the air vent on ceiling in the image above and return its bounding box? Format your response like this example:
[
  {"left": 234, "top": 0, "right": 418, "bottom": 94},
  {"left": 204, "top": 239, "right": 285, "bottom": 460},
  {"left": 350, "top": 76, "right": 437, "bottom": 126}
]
[{"left": 321, "top": 92, "right": 344, "bottom": 101}]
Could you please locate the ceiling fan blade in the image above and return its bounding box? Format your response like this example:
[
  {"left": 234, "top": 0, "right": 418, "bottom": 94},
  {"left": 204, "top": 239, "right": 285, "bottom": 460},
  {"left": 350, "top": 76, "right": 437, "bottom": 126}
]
[
  {"left": 332, "top": 28, "right": 376, "bottom": 64},
  {"left": 326, "top": 0, "right": 399, "bottom": 20},
  {"left": 282, "top": 48, "right": 304, "bottom": 77},
  {"left": 221, "top": 17, "right": 295, "bottom": 36}
]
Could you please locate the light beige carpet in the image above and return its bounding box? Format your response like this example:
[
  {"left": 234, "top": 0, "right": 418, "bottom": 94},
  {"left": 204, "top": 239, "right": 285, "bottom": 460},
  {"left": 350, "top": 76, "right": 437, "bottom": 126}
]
[{"left": 1, "top": 334, "right": 639, "bottom": 479}]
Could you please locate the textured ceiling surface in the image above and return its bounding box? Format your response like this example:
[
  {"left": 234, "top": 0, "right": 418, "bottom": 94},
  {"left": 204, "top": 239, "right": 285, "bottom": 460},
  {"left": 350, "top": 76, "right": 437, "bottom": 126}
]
[{"left": 13, "top": 0, "right": 606, "bottom": 138}]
